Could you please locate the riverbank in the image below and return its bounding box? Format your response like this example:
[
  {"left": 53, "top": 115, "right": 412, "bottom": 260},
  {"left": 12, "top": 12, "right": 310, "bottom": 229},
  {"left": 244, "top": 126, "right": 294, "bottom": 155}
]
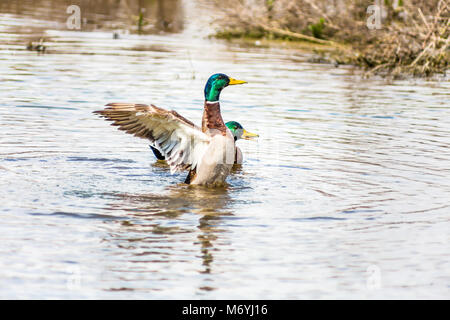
[{"left": 213, "top": 0, "right": 449, "bottom": 78}]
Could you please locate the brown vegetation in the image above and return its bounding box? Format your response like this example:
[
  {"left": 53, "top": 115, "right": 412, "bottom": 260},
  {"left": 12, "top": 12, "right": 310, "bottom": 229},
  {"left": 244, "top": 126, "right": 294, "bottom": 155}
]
[{"left": 214, "top": 0, "right": 449, "bottom": 77}]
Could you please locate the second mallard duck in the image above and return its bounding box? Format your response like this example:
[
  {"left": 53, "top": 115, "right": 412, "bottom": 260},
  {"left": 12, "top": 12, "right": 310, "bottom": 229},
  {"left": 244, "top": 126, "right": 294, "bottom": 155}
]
[{"left": 94, "top": 73, "right": 256, "bottom": 186}]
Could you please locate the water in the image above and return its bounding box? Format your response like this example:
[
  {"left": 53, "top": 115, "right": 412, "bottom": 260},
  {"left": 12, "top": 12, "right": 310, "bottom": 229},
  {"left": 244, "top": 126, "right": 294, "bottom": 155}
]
[{"left": 1, "top": 0, "right": 449, "bottom": 299}]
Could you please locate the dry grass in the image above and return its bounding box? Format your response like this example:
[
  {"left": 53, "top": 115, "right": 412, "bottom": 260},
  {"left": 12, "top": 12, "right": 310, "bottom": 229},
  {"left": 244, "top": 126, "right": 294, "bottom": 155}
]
[{"left": 214, "top": 0, "right": 449, "bottom": 77}]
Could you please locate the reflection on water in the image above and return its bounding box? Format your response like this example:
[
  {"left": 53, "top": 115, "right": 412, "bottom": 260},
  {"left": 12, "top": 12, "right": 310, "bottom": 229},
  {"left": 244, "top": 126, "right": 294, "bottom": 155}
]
[
  {"left": 109, "top": 184, "right": 232, "bottom": 217},
  {"left": 0, "top": 0, "right": 449, "bottom": 299},
  {"left": 0, "top": 0, "right": 183, "bottom": 37},
  {"left": 102, "top": 185, "right": 232, "bottom": 291}
]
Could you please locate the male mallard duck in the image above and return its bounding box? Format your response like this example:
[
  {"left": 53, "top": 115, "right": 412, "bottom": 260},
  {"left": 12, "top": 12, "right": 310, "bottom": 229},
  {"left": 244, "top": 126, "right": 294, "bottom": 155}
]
[
  {"left": 150, "top": 120, "right": 258, "bottom": 164},
  {"left": 94, "top": 73, "right": 248, "bottom": 186},
  {"left": 225, "top": 121, "right": 259, "bottom": 164}
]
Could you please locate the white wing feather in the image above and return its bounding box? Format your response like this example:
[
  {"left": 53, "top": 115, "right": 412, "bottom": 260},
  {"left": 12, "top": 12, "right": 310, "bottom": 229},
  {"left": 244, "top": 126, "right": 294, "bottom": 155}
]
[{"left": 94, "top": 103, "right": 210, "bottom": 173}]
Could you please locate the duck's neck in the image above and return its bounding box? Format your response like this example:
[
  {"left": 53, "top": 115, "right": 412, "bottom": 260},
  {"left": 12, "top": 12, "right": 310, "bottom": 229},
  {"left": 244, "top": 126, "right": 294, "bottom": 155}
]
[
  {"left": 204, "top": 81, "right": 222, "bottom": 102},
  {"left": 202, "top": 101, "right": 227, "bottom": 136}
]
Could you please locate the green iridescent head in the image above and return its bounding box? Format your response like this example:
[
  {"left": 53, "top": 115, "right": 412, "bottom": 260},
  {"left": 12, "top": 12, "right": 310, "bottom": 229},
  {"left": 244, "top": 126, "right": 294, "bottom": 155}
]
[
  {"left": 204, "top": 73, "right": 247, "bottom": 102},
  {"left": 225, "top": 121, "right": 259, "bottom": 141}
]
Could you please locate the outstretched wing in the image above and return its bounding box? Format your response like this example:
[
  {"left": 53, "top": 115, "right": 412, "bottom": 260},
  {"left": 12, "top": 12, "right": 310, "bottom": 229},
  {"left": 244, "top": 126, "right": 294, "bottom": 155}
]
[{"left": 94, "top": 103, "right": 210, "bottom": 173}]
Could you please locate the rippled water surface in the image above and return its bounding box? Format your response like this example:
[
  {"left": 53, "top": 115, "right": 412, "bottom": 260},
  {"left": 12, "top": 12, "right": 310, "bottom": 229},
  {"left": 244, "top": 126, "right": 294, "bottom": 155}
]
[{"left": 1, "top": 0, "right": 449, "bottom": 299}]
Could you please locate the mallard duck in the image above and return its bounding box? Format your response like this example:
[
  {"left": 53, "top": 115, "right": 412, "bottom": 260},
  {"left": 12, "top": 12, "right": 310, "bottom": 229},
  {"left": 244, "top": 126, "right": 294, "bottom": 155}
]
[
  {"left": 150, "top": 120, "right": 258, "bottom": 164},
  {"left": 94, "top": 73, "right": 249, "bottom": 186},
  {"left": 225, "top": 121, "right": 259, "bottom": 164}
]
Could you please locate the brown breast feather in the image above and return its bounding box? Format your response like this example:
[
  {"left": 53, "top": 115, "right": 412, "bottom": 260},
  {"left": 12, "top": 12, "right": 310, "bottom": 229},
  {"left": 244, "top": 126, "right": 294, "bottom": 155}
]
[{"left": 201, "top": 101, "right": 227, "bottom": 136}]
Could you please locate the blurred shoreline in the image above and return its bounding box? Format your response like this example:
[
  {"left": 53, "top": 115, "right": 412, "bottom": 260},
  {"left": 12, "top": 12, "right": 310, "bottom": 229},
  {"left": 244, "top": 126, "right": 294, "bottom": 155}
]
[
  {"left": 1, "top": 0, "right": 448, "bottom": 78},
  {"left": 212, "top": 0, "right": 449, "bottom": 78},
  {"left": 0, "top": 0, "right": 184, "bottom": 34}
]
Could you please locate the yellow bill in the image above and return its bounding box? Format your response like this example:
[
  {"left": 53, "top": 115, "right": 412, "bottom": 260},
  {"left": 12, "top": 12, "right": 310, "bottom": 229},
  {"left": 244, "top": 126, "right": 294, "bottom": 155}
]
[
  {"left": 228, "top": 77, "right": 247, "bottom": 85},
  {"left": 242, "top": 129, "right": 259, "bottom": 140}
]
